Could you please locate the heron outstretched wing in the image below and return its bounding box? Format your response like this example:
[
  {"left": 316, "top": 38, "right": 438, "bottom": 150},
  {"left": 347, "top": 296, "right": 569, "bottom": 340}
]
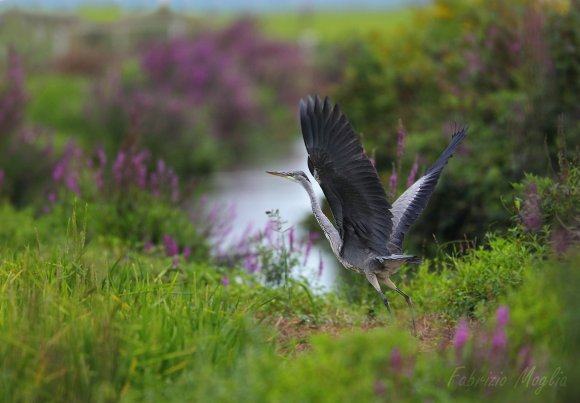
[
  {"left": 300, "top": 95, "right": 393, "bottom": 257},
  {"left": 388, "top": 127, "right": 467, "bottom": 252}
]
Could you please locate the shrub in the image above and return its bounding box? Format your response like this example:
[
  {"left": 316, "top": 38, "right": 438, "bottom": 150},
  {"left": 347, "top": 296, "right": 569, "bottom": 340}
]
[
  {"left": 86, "top": 19, "right": 312, "bottom": 175},
  {"left": 0, "top": 49, "right": 58, "bottom": 207},
  {"left": 43, "top": 144, "right": 211, "bottom": 260},
  {"left": 513, "top": 156, "right": 580, "bottom": 255},
  {"left": 329, "top": 0, "right": 580, "bottom": 250}
]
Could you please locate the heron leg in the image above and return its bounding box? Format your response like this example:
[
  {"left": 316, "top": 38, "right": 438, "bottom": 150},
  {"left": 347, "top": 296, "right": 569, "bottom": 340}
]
[
  {"left": 395, "top": 287, "right": 417, "bottom": 337},
  {"left": 365, "top": 272, "right": 392, "bottom": 317},
  {"left": 382, "top": 277, "right": 417, "bottom": 336}
]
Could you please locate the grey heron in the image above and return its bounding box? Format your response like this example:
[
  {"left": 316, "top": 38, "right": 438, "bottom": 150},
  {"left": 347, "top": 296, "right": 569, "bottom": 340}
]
[{"left": 267, "top": 96, "right": 467, "bottom": 334}]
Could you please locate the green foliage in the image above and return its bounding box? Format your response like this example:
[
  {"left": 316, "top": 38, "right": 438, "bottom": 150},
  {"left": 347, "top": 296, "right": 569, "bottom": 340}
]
[
  {"left": 513, "top": 160, "right": 580, "bottom": 242},
  {"left": 331, "top": 0, "right": 580, "bottom": 251},
  {"left": 0, "top": 178, "right": 573, "bottom": 402},
  {"left": 0, "top": 241, "right": 264, "bottom": 401},
  {"left": 47, "top": 194, "right": 210, "bottom": 263},
  {"left": 398, "top": 233, "right": 547, "bottom": 320},
  {"left": 0, "top": 137, "right": 55, "bottom": 206},
  {"left": 0, "top": 203, "right": 41, "bottom": 248},
  {"left": 26, "top": 74, "right": 89, "bottom": 141},
  {"left": 253, "top": 9, "right": 414, "bottom": 41}
]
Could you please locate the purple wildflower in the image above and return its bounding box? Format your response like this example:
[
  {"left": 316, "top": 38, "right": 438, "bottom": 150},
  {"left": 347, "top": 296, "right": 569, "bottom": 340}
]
[
  {"left": 550, "top": 227, "right": 569, "bottom": 256},
  {"left": 492, "top": 328, "right": 507, "bottom": 351},
  {"left": 264, "top": 219, "right": 276, "bottom": 246},
  {"left": 0, "top": 169, "right": 4, "bottom": 191},
  {"left": 143, "top": 239, "right": 153, "bottom": 252},
  {"left": 389, "top": 172, "right": 397, "bottom": 201},
  {"left": 65, "top": 174, "right": 80, "bottom": 196},
  {"left": 53, "top": 162, "right": 65, "bottom": 182},
  {"left": 396, "top": 119, "right": 406, "bottom": 169},
  {"left": 453, "top": 320, "right": 470, "bottom": 351},
  {"left": 495, "top": 305, "right": 509, "bottom": 328},
  {"left": 517, "top": 344, "right": 533, "bottom": 371},
  {"left": 390, "top": 347, "right": 403, "bottom": 374},
  {"left": 163, "top": 234, "right": 179, "bottom": 257},
  {"left": 182, "top": 246, "right": 191, "bottom": 259},
  {"left": 521, "top": 183, "right": 542, "bottom": 232},
  {"left": 222, "top": 276, "right": 230, "bottom": 286},
  {"left": 112, "top": 151, "right": 126, "bottom": 185},
  {"left": 317, "top": 251, "right": 324, "bottom": 278},
  {"left": 93, "top": 147, "right": 107, "bottom": 191},
  {"left": 374, "top": 381, "right": 386, "bottom": 396},
  {"left": 303, "top": 232, "right": 314, "bottom": 265},
  {"left": 0, "top": 49, "right": 26, "bottom": 135},
  {"left": 288, "top": 226, "right": 295, "bottom": 252},
  {"left": 244, "top": 254, "right": 260, "bottom": 273},
  {"left": 406, "top": 155, "right": 419, "bottom": 188},
  {"left": 491, "top": 305, "right": 509, "bottom": 352}
]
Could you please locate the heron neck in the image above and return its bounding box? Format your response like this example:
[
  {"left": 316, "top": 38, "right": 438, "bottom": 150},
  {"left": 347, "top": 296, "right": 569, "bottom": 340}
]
[{"left": 300, "top": 180, "right": 342, "bottom": 256}]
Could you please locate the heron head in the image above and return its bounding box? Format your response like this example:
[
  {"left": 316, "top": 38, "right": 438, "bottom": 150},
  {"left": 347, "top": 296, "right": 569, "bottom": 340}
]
[{"left": 266, "top": 170, "right": 310, "bottom": 184}]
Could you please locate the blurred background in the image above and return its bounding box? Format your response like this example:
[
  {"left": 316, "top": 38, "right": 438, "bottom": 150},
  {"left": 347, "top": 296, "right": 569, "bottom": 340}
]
[{"left": 0, "top": 0, "right": 578, "bottom": 288}]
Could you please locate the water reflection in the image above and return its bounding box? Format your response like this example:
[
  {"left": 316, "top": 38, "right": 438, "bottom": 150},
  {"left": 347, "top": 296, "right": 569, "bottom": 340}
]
[{"left": 210, "top": 140, "right": 338, "bottom": 290}]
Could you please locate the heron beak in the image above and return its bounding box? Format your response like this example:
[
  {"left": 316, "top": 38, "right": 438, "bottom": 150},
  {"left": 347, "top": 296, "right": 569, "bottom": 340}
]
[{"left": 266, "top": 170, "right": 289, "bottom": 178}]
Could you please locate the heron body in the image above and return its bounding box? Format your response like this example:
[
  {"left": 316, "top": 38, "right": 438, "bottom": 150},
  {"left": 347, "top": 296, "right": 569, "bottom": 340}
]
[{"left": 268, "top": 96, "right": 467, "bottom": 334}]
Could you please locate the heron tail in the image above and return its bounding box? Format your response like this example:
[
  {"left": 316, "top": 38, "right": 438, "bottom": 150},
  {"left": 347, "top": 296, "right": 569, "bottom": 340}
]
[{"left": 376, "top": 255, "right": 422, "bottom": 266}]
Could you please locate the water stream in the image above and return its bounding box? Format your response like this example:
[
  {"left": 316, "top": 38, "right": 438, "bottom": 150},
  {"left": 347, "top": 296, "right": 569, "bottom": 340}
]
[{"left": 209, "top": 140, "right": 339, "bottom": 290}]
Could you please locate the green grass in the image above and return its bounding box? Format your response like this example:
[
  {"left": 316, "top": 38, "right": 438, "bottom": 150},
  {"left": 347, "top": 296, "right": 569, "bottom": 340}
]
[
  {"left": 0, "top": 199, "right": 570, "bottom": 401},
  {"left": 26, "top": 74, "right": 90, "bottom": 144},
  {"left": 225, "top": 9, "right": 416, "bottom": 41},
  {"left": 77, "top": 6, "right": 124, "bottom": 23}
]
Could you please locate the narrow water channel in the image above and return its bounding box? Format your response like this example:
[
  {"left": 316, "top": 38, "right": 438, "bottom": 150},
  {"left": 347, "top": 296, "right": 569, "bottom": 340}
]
[{"left": 209, "top": 140, "right": 339, "bottom": 290}]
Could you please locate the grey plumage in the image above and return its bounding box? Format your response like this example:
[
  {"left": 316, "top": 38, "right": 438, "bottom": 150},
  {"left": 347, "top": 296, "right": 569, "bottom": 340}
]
[{"left": 268, "top": 95, "right": 467, "bottom": 335}]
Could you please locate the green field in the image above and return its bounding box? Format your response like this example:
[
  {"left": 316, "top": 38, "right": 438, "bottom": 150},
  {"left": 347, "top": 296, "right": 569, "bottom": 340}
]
[
  {"left": 73, "top": 7, "right": 415, "bottom": 41},
  {"left": 255, "top": 9, "right": 415, "bottom": 41}
]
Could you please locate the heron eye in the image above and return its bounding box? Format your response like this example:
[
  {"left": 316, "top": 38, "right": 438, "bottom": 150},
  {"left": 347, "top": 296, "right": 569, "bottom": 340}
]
[{"left": 307, "top": 157, "right": 314, "bottom": 176}]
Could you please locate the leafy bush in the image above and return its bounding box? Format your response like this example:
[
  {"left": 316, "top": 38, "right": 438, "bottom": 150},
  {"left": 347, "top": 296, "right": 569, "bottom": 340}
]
[
  {"left": 513, "top": 156, "right": 580, "bottom": 255},
  {"left": 0, "top": 49, "right": 59, "bottom": 207},
  {"left": 86, "top": 19, "right": 312, "bottom": 175},
  {"left": 329, "top": 0, "right": 580, "bottom": 250},
  {"left": 406, "top": 234, "right": 547, "bottom": 320},
  {"left": 42, "top": 144, "right": 211, "bottom": 260}
]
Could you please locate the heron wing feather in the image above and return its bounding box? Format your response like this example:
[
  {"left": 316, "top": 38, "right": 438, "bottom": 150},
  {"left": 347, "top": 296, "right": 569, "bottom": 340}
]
[
  {"left": 388, "top": 127, "right": 467, "bottom": 252},
  {"left": 300, "top": 96, "right": 393, "bottom": 257}
]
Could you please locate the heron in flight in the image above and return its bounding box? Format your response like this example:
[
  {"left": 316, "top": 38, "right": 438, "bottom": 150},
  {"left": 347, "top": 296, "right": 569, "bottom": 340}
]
[{"left": 267, "top": 96, "right": 466, "bottom": 334}]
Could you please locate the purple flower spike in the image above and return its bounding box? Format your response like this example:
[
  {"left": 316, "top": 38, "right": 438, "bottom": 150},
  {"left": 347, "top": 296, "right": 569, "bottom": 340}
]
[
  {"left": 495, "top": 305, "right": 509, "bottom": 328},
  {"left": 143, "top": 239, "right": 153, "bottom": 252},
  {"left": 222, "top": 276, "right": 230, "bottom": 286},
  {"left": 163, "top": 234, "right": 179, "bottom": 257},
  {"left": 492, "top": 328, "right": 507, "bottom": 351},
  {"left": 396, "top": 119, "right": 406, "bottom": 168},
  {"left": 390, "top": 347, "right": 403, "bottom": 374},
  {"left": 303, "top": 232, "right": 313, "bottom": 265},
  {"left": 453, "top": 320, "right": 469, "bottom": 351},
  {"left": 518, "top": 344, "right": 533, "bottom": 371},
  {"left": 521, "top": 183, "right": 542, "bottom": 232},
  {"left": 406, "top": 155, "right": 419, "bottom": 187},
  {"left": 47, "top": 191, "right": 57, "bottom": 203},
  {"left": 53, "top": 161, "right": 65, "bottom": 182},
  {"left": 317, "top": 251, "right": 324, "bottom": 278},
  {"left": 374, "top": 381, "right": 386, "bottom": 396},
  {"left": 389, "top": 172, "right": 397, "bottom": 200},
  {"left": 288, "top": 226, "right": 295, "bottom": 252}
]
